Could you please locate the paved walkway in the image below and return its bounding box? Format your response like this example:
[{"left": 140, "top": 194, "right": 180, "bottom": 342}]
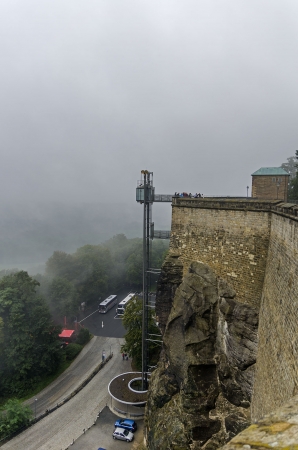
[{"left": 2, "top": 337, "right": 133, "bottom": 450}]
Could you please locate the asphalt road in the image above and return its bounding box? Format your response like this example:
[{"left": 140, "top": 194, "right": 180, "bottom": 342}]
[
  {"left": 0, "top": 291, "right": 145, "bottom": 449},
  {"left": 24, "top": 336, "right": 117, "bottom": 418},
  {"left": 71, "top": 406, "right": 144, "bottom": 450},
  {"left": 23, "top": 291, "right": 133, "bottom": 417},
  {"left": 80, "top": 304, "right": 126, "bottom": 338},
  {"left": 77, "top": 290, "right": 135, "bottom": 337},
  {"left": 2, "top": 337, "right": 131, "bottom": 450}
]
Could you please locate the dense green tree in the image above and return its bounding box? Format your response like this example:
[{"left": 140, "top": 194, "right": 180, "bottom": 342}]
[
  {"left": 124, "top": 239, "right": 169, "bottom": 287},
  {"left": 72, "top": 244, "right": 112, "bottom": 303},
  {"left": 121, "top": 297, "right": 161, "bottom": 370},
  {"left": 65, "top": 343, "right": 82, "bottom": 360},
  {"left": 45, "top": 251, "right": 75, "bottom": 280},
  {"left": 75, "top": 327, "right": 91, "bottom": 345},
  {"left": 0, "top": 317, "right": 3, "bottom": 367},
  {"left": 126, "top": 250, "right": 143, "bottom": 286},
  {"left": 103, "top": 234, "right": 134, "bottom": 288},
  {"left": 44, "top": 239, "right": 123, "bottom": 309},
  {"left": 281, "top": 156, "right": 296, "bottom": 180},
  {"left": 0, "top": 399, "right": 33, "bottom": 439},
  {"left": 104, "top": 233, "right": 128, "bottom": 250},
  {"left": 0, "top": 272, "right": 62, "bottom": 396},
  {"left": 151, "top": 241, "right": 169, "bottom": 269},
  {"left": 0, "top": 316, "right": 3, "bottom": 344},
  {"left": 287, "top": 151, "right": 298, "bottom": 201},
  {"left": 47, "top": 277, "right": 78, "bottom": 318}
]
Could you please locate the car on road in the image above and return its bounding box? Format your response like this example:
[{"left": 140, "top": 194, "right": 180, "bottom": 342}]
[
  {"left": 114, "top": 418, "right": 137, "bottom": 432},
  {"left": 112, "top": 427, "right": 134, "bottom": 442}
]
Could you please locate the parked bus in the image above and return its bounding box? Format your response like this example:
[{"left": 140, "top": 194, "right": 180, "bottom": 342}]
[
  {"left": 98, "top": 295, "right": 118, "bottom": 313},
  {"left": 116, "top": 293, "right": 135, "bottom": 315}
]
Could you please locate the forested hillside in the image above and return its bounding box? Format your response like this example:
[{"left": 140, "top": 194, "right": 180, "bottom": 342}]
[
  {"left": 35, "top": 234, "right": 168, "bottom": 321},
  {"left": 0, "top": 234, "right": 168, "bottom": 398},
  {"left": 0, "top": 272, "right": 62, "bottom": 397}
]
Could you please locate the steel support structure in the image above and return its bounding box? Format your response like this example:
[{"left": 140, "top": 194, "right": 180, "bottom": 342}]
[
  {"left": 141, "top": 171, "right": 153, "bottom": 389},
  {"left": 136, "top": 170, "right": 171, "bottom": 390}
]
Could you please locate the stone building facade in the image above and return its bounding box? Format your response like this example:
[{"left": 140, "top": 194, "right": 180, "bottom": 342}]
[{"left": 251, "top": 167, "right": 289, "bottom": 201}]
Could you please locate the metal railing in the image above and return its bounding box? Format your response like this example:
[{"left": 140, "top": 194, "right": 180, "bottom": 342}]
[
  {"left": 153, "top": 230, "right": 171, "bottom": 239},
  {"left": 153, "top": 194, "right": 173, "bottom": 202},
  {"left": 137, "top": 179, "right": 153, "bottom": 187},
  {"left": 153, "top": 194, "right": 252, "bottom": 202}
]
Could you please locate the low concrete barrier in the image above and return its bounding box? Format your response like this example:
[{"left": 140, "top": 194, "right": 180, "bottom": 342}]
[{"left": 0, "top": 353, "right": 113, "bottom": 445}]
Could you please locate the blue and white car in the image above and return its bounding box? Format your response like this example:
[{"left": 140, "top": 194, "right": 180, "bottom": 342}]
[{"left": 114, "top": 418, "right": 137, "bottom": 432}]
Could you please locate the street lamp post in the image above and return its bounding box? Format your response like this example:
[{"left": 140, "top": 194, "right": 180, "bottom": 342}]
[{"left": 35, "top": 398, "right": 37, "bottom": 419}]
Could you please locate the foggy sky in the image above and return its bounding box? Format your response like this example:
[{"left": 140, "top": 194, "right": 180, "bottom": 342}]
[
  {"left": 1, "top": 0, "right": 297, "bottom": 200},
  {"left": 1, "top": 1, "right": 298, "bottom": 265}
]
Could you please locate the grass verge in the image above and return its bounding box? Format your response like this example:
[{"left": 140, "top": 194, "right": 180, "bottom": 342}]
[
  {"left": 19, "top": 357, "right": 74, "bottom": 402},
  {"left": 0, "top": 335, "right": 93, "bottom": 405}
]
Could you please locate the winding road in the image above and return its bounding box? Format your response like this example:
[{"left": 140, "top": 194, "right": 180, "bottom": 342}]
[
  {"left": 25, "top": 336, "right": 114, "bottom": 418},
  {"left": 1, "top": 336, "right": 129, "bottom": 450}
]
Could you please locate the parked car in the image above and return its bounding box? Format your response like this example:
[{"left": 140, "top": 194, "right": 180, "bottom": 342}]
[
  {"left": 112, "top": 427, "right": 134, "bottom": 442},
  {"left": 114, "top": 418, "right": 137, "bottom": 432}
]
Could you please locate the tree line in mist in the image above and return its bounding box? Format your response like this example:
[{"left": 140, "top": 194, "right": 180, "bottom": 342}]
[
  {"left": 0, "top": 234, "right": 168, "bottom": 398},
  {"left": 36, "top": 234, "right": 168, "bottom": 320}
]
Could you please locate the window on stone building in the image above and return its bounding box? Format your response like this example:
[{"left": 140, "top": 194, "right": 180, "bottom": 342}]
[{"left": 272, "top": 177, "right": 276, "bottom": 182}]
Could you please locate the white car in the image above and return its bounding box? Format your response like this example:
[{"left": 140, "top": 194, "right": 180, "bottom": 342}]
[{"left": 113, "top": 427, "right": 134, "bottom": 442}]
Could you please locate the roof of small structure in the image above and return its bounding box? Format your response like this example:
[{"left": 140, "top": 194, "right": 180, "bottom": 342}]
[
  {"left": 251, "top": 167, "right": 289, "bottom": 176},
  {"left": 108, "top": 372, "right": 148, "bottom": 404},
  {"left": 59, "top": 329, "right": 75, "bottom": 338}
]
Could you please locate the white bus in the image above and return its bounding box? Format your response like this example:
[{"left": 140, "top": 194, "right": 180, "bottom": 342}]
[
  {"left": 98, "top": 295, "right": 118, "bottom": 313},
  {"left": 116, "top": 293, "right": 135, "bottom": 315}
]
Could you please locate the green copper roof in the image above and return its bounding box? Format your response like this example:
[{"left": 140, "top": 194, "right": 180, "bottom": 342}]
[{"left": 251, "top": 167, "right": 289, "bottom": 176}]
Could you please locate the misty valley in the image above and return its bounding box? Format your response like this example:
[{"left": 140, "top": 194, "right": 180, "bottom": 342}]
[{"left": 0, "top": 229, "right": 168, "bottom": 439}]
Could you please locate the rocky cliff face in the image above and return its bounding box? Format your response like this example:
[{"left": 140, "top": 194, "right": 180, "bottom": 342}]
[{"left": 145, "top": 259, "right": 258, "bottom": 449}]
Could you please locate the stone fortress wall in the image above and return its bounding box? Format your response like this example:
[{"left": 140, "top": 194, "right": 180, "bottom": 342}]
[
  {"left": 169, "top": 197, "right": 298, "bottom": 421},
  {"left": 252, "top": 212, "right": 298, "bottom": 420}
]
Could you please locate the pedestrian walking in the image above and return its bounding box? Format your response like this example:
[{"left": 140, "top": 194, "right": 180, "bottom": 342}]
[{"left": 122, "top": 352, "right": 125, "bottom": 360}]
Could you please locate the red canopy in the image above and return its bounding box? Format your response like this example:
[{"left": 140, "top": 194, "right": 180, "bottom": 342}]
[{"left": 59, "top": 329, "right": 75, "bottom": 339}]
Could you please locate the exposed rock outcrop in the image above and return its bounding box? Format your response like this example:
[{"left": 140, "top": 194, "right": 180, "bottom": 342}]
[
  {"left": 155, "top": 252, "right": 184, "bottom": 334},
  {"left": 146, "top": 259, "right": 258, "bottom": 449}
]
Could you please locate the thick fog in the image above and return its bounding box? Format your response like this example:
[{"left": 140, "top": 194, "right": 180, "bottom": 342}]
[{"left": 0, "top": 1, "right": 297, "bottom": 268}]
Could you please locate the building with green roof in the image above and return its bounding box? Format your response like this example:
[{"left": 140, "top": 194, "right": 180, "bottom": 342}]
[{"left": 251, "top": 167, "right": 290, "bottom": 201}]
